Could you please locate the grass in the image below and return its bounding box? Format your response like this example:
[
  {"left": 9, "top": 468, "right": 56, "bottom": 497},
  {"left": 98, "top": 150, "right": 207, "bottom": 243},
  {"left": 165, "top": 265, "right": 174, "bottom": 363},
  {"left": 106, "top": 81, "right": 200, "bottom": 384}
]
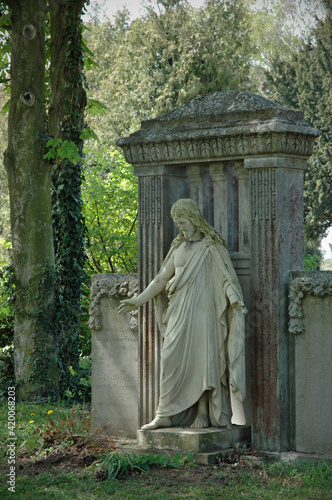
[
  {"left": 1, "top": 461, "right": 332, "bottom": 499},
  {"left": 1, "top": 403, "right": 331, "bottom": 499},
  {"left": 0, "top": 401, "right": 96, "bottom": 456}
]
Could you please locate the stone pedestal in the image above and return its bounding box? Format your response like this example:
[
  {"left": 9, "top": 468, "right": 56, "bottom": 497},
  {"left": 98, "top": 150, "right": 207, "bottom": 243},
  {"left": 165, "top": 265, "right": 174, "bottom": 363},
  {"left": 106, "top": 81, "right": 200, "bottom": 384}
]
[
  {"left": 117, "top": 90, "right": 318, "bottom": 451},
  {"left": 137, "top": 426, "right": 251, "bottom": 464}
]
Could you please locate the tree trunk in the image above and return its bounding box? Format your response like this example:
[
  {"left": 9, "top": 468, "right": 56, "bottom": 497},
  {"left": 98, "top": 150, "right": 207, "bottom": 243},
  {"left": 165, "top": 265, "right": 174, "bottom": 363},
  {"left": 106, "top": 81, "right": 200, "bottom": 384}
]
[
  {"left": 3, "top": 0, "right": 58, "bottom": 399},
  {"left": 49, "top": 0, "right": 87, "bottom": 379}
]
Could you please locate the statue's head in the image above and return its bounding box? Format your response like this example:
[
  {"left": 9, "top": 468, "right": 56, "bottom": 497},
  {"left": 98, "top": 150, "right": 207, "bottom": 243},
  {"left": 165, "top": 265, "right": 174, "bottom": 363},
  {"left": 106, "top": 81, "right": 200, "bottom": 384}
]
[
  {"left": 171, "top": 198, "right": 225, "bottom": 247},
  {"left": 171, "top": 198, "right": 205, "bottom": 232}
]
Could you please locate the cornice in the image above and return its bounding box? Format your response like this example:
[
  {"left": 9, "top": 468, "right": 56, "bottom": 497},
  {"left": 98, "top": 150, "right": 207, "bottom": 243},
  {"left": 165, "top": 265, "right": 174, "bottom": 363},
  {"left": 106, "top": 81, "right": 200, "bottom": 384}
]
[
  {"left": 118, "top": 131, "right": 317, "bottom": 166},
  {"left": 117, "top": 91, "right": 319, "bottom": 166}
]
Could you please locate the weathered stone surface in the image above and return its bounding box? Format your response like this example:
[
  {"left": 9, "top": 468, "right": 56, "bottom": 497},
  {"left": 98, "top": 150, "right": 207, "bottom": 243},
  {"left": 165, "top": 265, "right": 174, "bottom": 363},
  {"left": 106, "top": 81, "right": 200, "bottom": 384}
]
[
  {"left": 116, "top": 90, "right": 318, "bottom": 450},
  {"left": 117, "top": 91, "right": 319, "bottom": 166},
  {"left": 289, "top": 271, "right": 332, "bottom": 455},
  {"left": 137, "top": 426, "right": 251, "bottom": 453},
  {"left": 288, "top": 271, "right": 332, "bottom": 334},
  {"left": 90, "top": 274, "right": 139, "bottom": 438}
]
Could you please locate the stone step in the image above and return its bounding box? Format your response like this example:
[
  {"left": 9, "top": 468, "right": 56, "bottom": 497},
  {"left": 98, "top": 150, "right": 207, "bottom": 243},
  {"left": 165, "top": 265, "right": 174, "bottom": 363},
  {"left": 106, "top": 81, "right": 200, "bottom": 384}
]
[{"left": 137, "top": 426, "right": 251, "bottom": 454}]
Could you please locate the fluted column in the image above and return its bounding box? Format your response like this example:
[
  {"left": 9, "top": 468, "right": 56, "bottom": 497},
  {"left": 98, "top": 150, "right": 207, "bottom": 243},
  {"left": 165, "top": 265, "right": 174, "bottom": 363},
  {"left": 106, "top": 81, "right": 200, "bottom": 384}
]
[
  {"left": 135, "top": 166, "right": 189, "bottom": 427},
  {"left": 246, "top": 156, "right": 307, "bottom": 451}
]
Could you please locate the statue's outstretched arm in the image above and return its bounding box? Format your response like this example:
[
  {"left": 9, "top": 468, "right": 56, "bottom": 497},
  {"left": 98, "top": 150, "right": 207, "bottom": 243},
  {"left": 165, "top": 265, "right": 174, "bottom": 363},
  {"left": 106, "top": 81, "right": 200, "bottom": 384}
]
[{"left": 118, "top": 255, "right": 175, "bottom": 314}]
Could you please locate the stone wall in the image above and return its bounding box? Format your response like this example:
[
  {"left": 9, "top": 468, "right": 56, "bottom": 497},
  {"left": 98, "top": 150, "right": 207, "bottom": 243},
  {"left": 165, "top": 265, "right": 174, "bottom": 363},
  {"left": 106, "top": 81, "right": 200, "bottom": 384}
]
[
  {"left": 289, "top": 271, "right": 332, "bottom": 455},
  {"left": 89, "top": 274, "right": 139, "bottom": 438}
]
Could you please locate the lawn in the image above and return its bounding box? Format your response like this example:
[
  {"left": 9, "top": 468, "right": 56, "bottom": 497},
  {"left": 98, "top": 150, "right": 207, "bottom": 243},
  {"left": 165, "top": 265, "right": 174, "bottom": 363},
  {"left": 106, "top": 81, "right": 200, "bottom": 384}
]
[{"left": 1, "top": 403, "right": 331, "bottom": 499}]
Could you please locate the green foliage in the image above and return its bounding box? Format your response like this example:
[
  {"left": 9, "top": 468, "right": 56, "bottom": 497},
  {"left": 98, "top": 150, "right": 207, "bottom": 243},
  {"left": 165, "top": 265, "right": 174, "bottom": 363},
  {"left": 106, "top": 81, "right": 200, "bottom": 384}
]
[
  {"left": 63, "top": 356, "right": 91, "bottom": 404},
  {"left": 82, "top": 145, "right": 138, "bottom": 274},
  {"left": 0, "top": 402, "right": 93, "bottom": 456},
  {"left": 0, "top": 265, "right": 15, "bottom": 397},
  {"left": 85, "top": 97, "right": 106, "bottom": 115},
  {"left": 0, "top": 264, "right": 15, "bottom": 330},
  {"left": 0, "top": 3, "right": 11, "bottom": 92},
  {"left": 97, "top": 452, "right": 195, "bottom": 480},
  {"left": 304, "top": 253, "right": 322, "bottom": 270},
  {"left": 0, "top": 344, "right": 14, "bottom": 398},
  {"left": 250, "top": 0, "right": 322, "bottom": 90},
  {"left": 44, "top": 138, "right": 83, "bottom": 164},
  {"left": 84, "top": 0, "right": 256, "bottom": 145},
  {"left": 80, "top": 126, "right": 99, "bottom": 141},
  {"left": 0, "top": 261, "right": 91, "bottom": 403}
]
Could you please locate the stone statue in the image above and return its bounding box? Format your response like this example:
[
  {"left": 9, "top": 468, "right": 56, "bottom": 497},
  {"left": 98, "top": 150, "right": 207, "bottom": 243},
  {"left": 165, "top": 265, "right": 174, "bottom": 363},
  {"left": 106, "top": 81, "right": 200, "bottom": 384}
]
[{"left": 118, "top": 198, "right": 247, "bottom": 430}]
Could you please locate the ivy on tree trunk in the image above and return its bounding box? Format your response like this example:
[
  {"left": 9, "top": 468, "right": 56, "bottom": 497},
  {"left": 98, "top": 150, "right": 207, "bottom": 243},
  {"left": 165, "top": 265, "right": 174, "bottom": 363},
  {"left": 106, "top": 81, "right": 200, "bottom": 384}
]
[{"left": 49, "top": 0, "right": 88, "bottom": 388}]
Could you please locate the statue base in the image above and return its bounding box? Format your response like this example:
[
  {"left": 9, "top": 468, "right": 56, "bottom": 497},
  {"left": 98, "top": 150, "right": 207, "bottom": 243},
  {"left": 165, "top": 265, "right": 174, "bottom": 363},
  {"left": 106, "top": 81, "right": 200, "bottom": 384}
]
[{"left": 137, "top": 426, "right": 251, "bottom": 464}]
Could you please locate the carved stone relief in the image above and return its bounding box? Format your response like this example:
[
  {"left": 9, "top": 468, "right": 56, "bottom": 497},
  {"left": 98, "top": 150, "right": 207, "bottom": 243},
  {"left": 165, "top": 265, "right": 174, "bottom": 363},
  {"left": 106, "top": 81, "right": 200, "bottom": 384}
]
[
  {"left": 288, "top": 273, "right": 332, "bottom": 334},
  {"left": 89, "top": 274, "right": 138, "bottom": 332},
  {"left": 120, "top": 132, "right": 316, "bottom": 166}
]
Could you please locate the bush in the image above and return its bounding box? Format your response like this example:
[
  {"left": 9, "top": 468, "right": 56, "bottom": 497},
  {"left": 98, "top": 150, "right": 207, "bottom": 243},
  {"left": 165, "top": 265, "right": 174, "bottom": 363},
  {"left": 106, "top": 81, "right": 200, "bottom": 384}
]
[
  {"left": 0, "top": 344, "right": 14, "bottom": 399},
  {"left": 61, "top": 356, "right": 91, "bottom": 406}
]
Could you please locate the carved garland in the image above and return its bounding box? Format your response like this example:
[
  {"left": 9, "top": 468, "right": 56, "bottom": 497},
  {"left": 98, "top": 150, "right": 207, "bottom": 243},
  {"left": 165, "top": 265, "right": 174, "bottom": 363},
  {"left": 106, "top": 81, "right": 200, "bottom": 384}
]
[
  {"left": 89, "top": 274, "right": 138, "bottom": 332},
  {"left": 288, "top": 274, "right": 332, "bottom": 334},
  {"left": 121, "top": 132, "right": 314, "bottom": 165}
]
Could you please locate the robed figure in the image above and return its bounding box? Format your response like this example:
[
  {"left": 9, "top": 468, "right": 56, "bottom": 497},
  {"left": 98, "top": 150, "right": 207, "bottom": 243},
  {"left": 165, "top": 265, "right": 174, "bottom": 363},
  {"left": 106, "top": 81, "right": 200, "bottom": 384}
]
[{"left": 119, "top": 198, "right": 247, "bottom": 430}]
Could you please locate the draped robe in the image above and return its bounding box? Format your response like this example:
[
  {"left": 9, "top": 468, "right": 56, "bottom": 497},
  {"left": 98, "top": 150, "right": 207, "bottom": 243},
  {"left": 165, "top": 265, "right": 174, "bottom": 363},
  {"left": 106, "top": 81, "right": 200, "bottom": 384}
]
[{"left": 154, "top": 238, "right": 246, "bottom": 427}]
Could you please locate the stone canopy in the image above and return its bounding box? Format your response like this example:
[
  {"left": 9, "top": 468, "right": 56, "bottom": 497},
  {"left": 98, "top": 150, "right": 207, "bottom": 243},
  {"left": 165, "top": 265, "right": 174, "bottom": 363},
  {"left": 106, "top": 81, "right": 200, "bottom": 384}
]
[{"left": 117, "top": 90, "right": 319, "bottom": 165}]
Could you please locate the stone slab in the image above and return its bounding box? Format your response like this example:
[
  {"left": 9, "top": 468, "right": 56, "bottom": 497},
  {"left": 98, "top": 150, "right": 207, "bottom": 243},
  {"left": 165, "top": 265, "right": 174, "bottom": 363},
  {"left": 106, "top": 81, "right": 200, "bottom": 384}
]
[
  {"left": 137, "top": 426, "right": 251, "bottom": 454},
  {"left": 289, "top": 272, "right": 332, "bottom": 455},
  {"left": 267, "top": 451, "right": 332, "bottom": 464},
  {"left": 90, "top": 274, "right": 139, "bottom": 438}
]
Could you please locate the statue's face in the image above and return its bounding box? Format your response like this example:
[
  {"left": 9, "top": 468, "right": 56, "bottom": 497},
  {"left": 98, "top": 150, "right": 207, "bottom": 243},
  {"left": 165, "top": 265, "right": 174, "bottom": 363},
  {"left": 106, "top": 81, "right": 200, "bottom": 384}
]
[{"left": 173, "top": 217, "right": 196, "bottom": 240}]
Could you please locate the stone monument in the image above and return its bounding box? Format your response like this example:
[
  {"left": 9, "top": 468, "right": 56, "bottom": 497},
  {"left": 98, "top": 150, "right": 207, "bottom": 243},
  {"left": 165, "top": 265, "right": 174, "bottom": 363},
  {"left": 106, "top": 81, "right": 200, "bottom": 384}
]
[
  {"left": 117, "top": 90, "right": 318, "bottom": 451},
  {"left": 288, "top": 271, "right": 332, "bottom": 455},
  {"left": 89, "top": 274, "right": 139, "bottom": 438}
]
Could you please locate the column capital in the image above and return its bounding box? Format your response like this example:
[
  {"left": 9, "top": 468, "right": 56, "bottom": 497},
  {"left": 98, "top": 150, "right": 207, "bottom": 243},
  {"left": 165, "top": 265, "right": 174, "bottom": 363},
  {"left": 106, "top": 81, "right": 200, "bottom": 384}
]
[
  {"left": 134, "top": 165, "right": 187, "bottom": 177},
  {"left": 244, "top": 156, "right": 308, "bottom": 170}
]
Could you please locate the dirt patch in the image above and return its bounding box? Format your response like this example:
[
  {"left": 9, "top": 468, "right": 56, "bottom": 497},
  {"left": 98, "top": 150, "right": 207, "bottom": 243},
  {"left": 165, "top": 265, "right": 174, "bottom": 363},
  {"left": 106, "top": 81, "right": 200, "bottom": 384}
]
[
  {"left": 13, "top": 446, "right": 265, "bottom": 485},
  {"left": 17, "top": 449, "right": 97, "bottom": 477}
]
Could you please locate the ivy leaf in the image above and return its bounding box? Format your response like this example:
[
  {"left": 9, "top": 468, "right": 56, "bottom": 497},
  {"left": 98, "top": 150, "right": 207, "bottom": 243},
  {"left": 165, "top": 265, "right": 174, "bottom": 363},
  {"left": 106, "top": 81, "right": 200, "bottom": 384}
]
[
  {"left": 80, "top": 127, "right": 99, "bottom": 142},
  {"left": 46, "top": 138, "right": 62, "bottom": 148},
  {"left": 1, "top": 100, "right": 10, "bottom": 114},
  {"left": 86, "top": 98, "right": 106, "bottom": 115},
  {"left": 57, "top": 140, "right": 82, "bottom": 163},
  {"left": 85, "top": 56, "right": 99, "bottom": 71}
]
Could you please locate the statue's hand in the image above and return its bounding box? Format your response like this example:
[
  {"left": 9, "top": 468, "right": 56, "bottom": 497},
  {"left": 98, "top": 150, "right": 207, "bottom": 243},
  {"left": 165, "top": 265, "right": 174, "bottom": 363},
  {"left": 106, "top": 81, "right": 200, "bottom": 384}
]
[
  {"left": 230, "top": 297, "right": 248, "bottom": 315},
  {"left": 118, "top": 298, "right": 139, "bottom": 314}
]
